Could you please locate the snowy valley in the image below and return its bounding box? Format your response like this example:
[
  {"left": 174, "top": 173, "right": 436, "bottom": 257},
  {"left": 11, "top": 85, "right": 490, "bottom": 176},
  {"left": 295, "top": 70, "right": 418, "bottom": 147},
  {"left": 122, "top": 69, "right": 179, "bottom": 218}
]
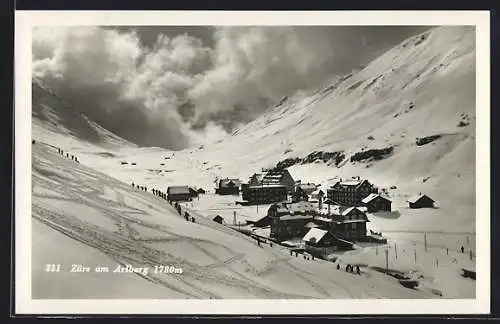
[{"left": 31, "top": 26, "right": 477, "bottom": 299}]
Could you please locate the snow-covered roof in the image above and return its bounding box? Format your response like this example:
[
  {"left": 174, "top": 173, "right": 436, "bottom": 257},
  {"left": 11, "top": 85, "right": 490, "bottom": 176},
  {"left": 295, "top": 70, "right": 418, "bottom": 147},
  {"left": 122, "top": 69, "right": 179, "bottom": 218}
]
[
  {"left": 362, "top": 193, "right": 391, "bottom": 204},
  {"left": 336, "top": 219, "right": 369, "bottom": 224},
  {"left": 220, "top": 178, "right": 241, "bottom": 188},
  {"left": 340, "top": 180, "right": 361, "bottom": 186},
  {"left": 248, "top": 184, "right": 286, "bottom": 189},
  {"left": 407, "top": 193, "right": 435, "bottom": 203},
  {"left": 280, "top": 214, "right": 313, "bottom": 221},
  {"left": 341, "top": 206, "right": 366, "bottom": 216},
  {"left": 333, "top": 179, "right": 371, "bottom": 189},
  {"left": 249, "top": 173, "right": 263, "bottom": 182},
  {"left": 305, "top": 222, "right": 319, "bottom": 228},
  {"left": 303, "top": 228, "right": 328, "bottom": 243},
  {"left": 311, "top": 189, "right": 324, "bottom": 196},
  {"left": 272, "top": 201, "right": 317, "bottom": 216},
  {"left": 318, "top": 204, "right": 345, "bottom": 216},
  {"left": 361, "top": 193, "right": 379, "bottom": 203},
  {"left": 298, "top": 183, "right": 317, "bottom": 189},
  {"left": 167, "top": 186, "right": 190, "bottom": 195}
]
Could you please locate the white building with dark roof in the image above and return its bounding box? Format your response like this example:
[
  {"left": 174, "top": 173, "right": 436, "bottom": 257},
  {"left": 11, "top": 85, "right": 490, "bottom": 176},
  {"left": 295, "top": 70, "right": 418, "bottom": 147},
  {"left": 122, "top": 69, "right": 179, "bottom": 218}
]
[{"left": 326, "top": 178, "right": 378, "bottom": 206}]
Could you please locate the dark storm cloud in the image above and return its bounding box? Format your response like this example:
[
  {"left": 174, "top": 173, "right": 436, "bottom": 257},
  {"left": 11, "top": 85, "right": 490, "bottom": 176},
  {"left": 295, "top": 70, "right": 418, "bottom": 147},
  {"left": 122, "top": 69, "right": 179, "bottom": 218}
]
[{"left": 32, "top": 25, "right": 433, "bottom": 149}]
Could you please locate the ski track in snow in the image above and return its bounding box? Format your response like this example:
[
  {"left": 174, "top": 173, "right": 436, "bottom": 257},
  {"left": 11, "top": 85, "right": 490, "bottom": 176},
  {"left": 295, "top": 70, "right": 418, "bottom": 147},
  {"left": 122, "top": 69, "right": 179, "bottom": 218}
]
[{"left": 34, "top": 143, "right": 383, "bottom": 299}]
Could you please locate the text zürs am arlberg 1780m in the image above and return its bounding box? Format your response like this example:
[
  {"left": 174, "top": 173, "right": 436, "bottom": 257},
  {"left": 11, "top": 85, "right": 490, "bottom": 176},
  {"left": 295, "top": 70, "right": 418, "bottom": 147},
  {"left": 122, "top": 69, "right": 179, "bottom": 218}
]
[{"left": 45, "top": 264, "right": 183, "bottom": 276}]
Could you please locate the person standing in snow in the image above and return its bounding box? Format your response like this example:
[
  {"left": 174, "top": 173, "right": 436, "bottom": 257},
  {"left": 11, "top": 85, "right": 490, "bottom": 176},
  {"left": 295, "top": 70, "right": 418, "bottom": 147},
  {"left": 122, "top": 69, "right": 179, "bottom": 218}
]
[
  {"left": 337, "top": 264, "right": 340, "bottom": 270},
  {"left": 461, "top": 246, "right": 465, "bottom": 253}
]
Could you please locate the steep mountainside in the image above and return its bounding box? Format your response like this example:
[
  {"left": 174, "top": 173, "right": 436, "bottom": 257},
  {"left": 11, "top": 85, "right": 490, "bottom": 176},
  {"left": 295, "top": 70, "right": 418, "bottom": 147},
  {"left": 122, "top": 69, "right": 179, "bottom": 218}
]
[
  {"left": 32, "top": 77, "right": 137, "bottom": 151},
  {"left": 185, "top": 26, "right": 476, "bottom": 231}
]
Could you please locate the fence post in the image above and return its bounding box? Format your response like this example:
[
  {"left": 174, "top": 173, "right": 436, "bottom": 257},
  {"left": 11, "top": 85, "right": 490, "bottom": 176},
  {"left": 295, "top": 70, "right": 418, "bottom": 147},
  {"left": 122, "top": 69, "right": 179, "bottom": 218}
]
[
  {"left": 395, "top": 244, "right": 398, "bottom": 259},
  {"left": 414, "top": 249, "right": 417, "bottom": 263},
  {"left": 385, "top": 249, "right": 389, "bottom": 273},
  {"left": 436, "top": 258, "right": 439, "bottom": 267},
  {"left": 424, "top": 232, "right": 427, "bottom": 252},
  {"left": 470, "top": 249, "right": 473, "bottom": 260},
  {"left": 446, "top": 248, "right": 449, "bottom": 255}
]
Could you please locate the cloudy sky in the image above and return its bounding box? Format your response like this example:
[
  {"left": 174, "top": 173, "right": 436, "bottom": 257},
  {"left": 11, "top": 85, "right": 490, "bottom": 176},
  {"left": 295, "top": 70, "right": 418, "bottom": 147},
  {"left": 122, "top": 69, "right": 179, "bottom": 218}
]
[{"left": 32, "top": 25, "right": 431, "bottom": 150}]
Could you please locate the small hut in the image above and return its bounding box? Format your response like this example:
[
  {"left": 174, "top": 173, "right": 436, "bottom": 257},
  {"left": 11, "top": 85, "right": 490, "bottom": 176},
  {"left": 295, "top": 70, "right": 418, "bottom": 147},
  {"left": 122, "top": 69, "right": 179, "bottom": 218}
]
[
  {"left": 407, "top": 193, "right": 435, "bottom": 209},
  {"left": 213, "top": 215, "right": 224, "bottom": 224},
  {"left": 188, "top": 187, "right": 199, "bottom": 198},
  {"left": 362, "top": 193, "right": 392, "bottom": 212}
]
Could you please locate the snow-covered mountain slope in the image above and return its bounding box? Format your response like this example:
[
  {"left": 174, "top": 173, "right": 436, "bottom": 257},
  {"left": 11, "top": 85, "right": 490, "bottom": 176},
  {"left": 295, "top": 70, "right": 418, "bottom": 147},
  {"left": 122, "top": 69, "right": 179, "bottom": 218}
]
[
  {"left": 31, "top": 26, "right": 476, "bottom": 231},
  {"left": 30, "top": 26, "right": 477, "bottom": 298},
  {"left": 33, "top": 142, "right": 436, "bottom": 299},
  {"left": 185, "top": 26, "right": 476, "bottom": 232},
  {"left": 32, "top": 78, "right": 137, "bottom": 151}
]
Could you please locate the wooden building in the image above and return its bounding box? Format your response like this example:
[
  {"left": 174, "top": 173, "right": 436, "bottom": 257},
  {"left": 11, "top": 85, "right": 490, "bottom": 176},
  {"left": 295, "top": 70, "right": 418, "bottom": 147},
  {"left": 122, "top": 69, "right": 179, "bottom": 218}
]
[
  {"left": 241, "top": 184, "right": 287, "bottom": 204},
  {"left": 268, "top": 201, "right": 316, "bottom": 240},
  {"left": 407, "top": 193, "right": 435, "bottom": 209},
  {"left": 167, "top": 186, "right": 192, "bottom": 202},
  {"left": 213, "top": 215, "right": 224, "bottom": 224},
  {"left": 215, "top": 178, "right": 241, "bottom": 195},
  {"left": 326, "top": 178, "right": 378, "bottom": 206},
  {"left": 262, "top": 169, "right": 296, "bottom": 193},
  {"left": 361, "top": 193, "right": 392, "bottom": 212},
  {"left": 296, "top": 182, "right": 318, "bottom": 195},
  {"left": 291, "top": 186, "right": 309, "bottom": 203},
  {"left": 303, "top": 228, "right": 354, "bottom": 258},
  {"left": 189, "top": 187, "right": 199, "bottom": 198},
  {"left": 315, "top": 206, "right": 369, "bottom": 240},
  {"left": 248, "top": 173, "right": 264, "bottom": 186},
  {"left": 309, "top": 189, "right": 325, "bottom": 202}
]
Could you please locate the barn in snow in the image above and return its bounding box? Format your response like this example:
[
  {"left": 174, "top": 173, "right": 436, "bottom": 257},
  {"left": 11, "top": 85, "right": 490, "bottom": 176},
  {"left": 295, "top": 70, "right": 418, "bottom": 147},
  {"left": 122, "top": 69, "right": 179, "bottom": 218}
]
[
  {"left": 361, "top": 193, "right": 392, "bottom": 212},
  {"left": 213, "top": 215, "right": 224, "bottom": 224},
  {"left": 216, "top": 178, "right": 241, "bottom": 195},
  {"left": 407, "top": 193, "right": 435, "bottom": 209},
  {"left": 303, "top": 228, "right": 354, "bottom": 258},
  {"left": 167, "top": 186, "right": 192, "bottom": 202}
]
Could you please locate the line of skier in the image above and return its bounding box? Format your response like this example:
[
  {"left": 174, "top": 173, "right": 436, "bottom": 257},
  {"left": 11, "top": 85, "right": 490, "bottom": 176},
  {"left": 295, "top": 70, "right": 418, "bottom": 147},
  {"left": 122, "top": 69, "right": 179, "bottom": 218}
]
[
  {"left": 152, "top": 188, "right": 167, "bottom": 200},
  {"left": 336, "top": 263, "right": 361, "bottom": 275},
  {"left": 57, "top": 148, "right": 79, "bottom": 163},
  {"left": 131, "top": 182, "right": 169, "bottom": 202}
]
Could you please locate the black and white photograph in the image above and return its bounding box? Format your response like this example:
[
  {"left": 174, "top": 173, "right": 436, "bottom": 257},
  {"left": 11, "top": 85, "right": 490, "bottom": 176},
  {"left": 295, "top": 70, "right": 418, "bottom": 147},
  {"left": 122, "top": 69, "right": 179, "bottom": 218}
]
[{"left": 15, "top": 11, "right": 490, "bottom": 314}]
